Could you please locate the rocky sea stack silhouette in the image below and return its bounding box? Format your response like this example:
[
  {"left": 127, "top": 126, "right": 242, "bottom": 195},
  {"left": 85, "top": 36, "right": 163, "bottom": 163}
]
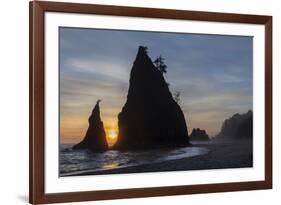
[
  {"left": 189, "top": 128, "right": 210, "bottom": 141},
  {"left": 216, "top": 110, "right": 253, "bottom": 139},
  {"left": 113, "top": 46, "right": 190, "bottom": 150},
  {"left": 73, "top": 100, "right": 108, "bottom": 152}
]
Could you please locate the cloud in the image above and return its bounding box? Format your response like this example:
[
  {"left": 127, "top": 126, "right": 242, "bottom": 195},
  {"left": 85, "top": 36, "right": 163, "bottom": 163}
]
[{"left": 66, "top": 58, "right": 130, "bottom": 82}]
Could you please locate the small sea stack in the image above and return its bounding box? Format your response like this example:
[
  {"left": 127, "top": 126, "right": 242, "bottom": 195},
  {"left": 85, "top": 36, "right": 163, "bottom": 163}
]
[
  {"left": 73, "top": 100, "right": 108, "bottom": 152},
  {"left": 189, "top": 128, "right": 210, "bottom": 141}
]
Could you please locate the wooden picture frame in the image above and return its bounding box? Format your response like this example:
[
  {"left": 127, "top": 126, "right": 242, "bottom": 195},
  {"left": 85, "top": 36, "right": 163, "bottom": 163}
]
[{"left": 29, "top": 1, "right": 272, "bottom": 204}]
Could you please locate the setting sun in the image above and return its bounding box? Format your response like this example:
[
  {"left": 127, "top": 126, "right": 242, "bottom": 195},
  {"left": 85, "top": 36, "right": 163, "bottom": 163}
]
[
  {"left": 106, "top": 129, "right": 118, "bottom": 146},
  {"left": 109, "top": 130, "right": 117, "bottom": 140}
]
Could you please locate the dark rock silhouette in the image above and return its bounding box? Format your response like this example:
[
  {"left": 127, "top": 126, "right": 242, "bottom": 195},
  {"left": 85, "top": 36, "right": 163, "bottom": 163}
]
[
  {"left": 113, "top": 46, "right": 190, "bottom": 150},
  {"left": 73, "top": 100, "right": 108, "bottom": 152},
  {"left": 236, "top": 115, "right": 253, "bottom": 138},
  {"left": 216, "top": 110, "right": 253, "bottom": 139},
  {"left": 189, "top": 128, "right": 210, "bottom": 141}
]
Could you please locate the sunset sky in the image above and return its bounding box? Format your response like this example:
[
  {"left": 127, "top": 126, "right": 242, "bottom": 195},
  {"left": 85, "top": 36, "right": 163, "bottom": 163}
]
[{"left": 59, "top": 27, "right": 253, "bottom": 145}]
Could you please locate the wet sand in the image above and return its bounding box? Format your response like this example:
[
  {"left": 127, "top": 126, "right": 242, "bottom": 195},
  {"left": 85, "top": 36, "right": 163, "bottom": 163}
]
[{"left": 69, "top": 139, "right": 253, "bottom": 176}]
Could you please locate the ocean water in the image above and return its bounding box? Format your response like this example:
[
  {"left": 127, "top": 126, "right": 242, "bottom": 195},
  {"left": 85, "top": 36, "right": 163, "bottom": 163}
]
[{"left": 59, "top": 144, "right": 209, "bottom": 176}]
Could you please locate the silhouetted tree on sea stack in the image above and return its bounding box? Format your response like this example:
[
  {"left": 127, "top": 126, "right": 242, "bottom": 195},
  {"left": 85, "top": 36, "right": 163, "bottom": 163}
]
[
  {"left": 112, "top": 46, "right": 190, "bottom": 150},
  {"left": 73, "top": 100, "right": 108, "bottom": 152},
  {"left": 154, "top": 55, "right": 167, "bottom": 74},
  {"left": 140, "top": 46, "right": 148, "bottom": 54},
  {"left": 174, "top": 91, "right": 181, "bottom": 104}
]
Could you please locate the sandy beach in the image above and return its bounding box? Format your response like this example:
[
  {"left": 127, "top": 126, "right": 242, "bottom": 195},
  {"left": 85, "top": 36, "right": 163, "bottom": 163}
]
[{"left": 67, "top": 139, "right": 253, "bottom": 176}]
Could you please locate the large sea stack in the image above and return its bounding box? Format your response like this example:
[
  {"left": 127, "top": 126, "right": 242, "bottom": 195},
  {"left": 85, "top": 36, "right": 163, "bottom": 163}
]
[
  {"left": 73, "top": 100, "right": 108, "bottom": 152},
  {"left": 216, "top": 110, "right": 253, "bottom": 139},
  {"left": 113, "top": 46, "right": 190, "bottom": 150}
]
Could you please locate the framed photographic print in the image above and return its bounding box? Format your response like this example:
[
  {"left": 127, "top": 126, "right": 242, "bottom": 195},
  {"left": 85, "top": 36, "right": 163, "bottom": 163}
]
[{"left": 29, "top": 1, "right": 272, "bottom": 204}]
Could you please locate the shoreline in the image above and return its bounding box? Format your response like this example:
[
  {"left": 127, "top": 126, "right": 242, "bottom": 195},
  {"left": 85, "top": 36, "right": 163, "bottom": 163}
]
[{"left": 62, "top": 139, "right": 253, "bottom": 177}]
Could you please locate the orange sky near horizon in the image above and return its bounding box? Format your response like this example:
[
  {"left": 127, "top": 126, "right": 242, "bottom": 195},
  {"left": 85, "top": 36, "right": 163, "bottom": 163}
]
[
  {"left": 60, "top": 109, "right": 119, "bottom": 146},
  {"left": 59, "top": 105, "right": 234, "bottom": 145}
]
